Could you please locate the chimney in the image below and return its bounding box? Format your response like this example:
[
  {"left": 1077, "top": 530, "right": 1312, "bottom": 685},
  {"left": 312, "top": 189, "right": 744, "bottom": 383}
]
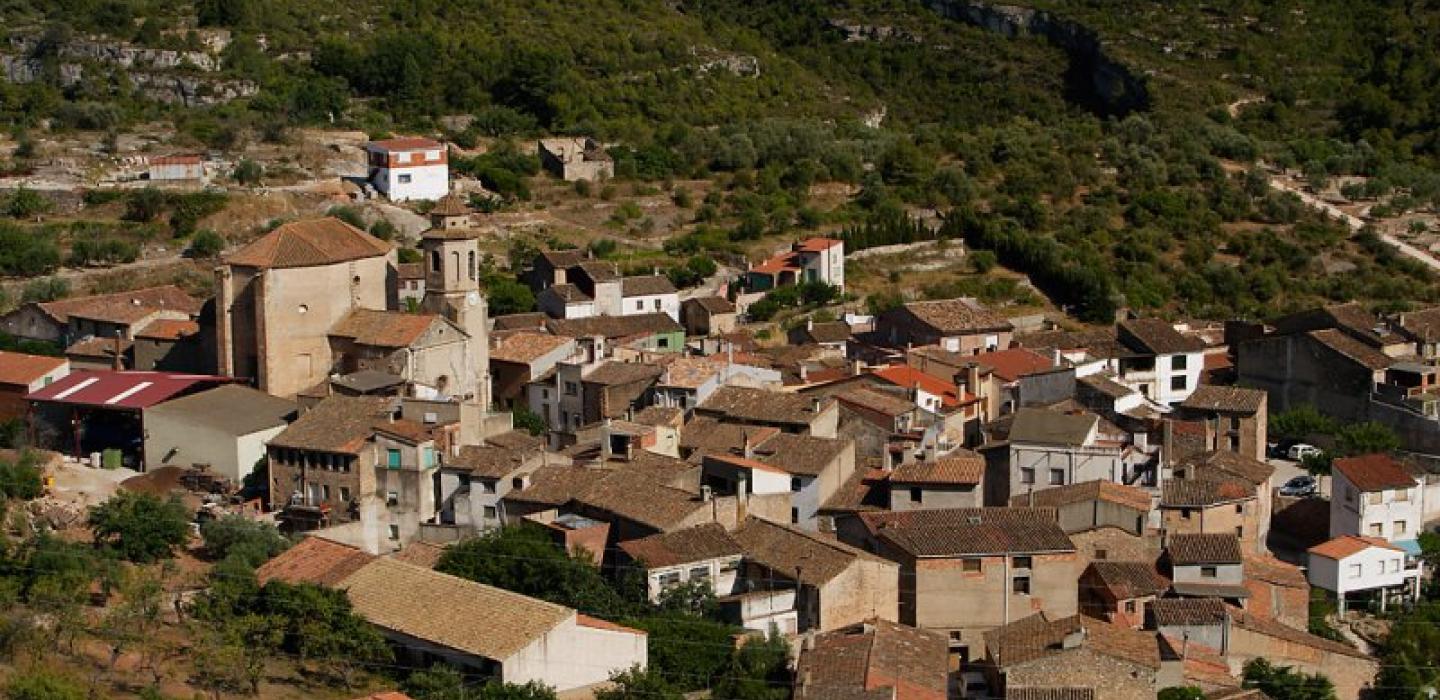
[
  {"left": 700, "top": 484, "right": 713, "bottom": 502},
  {"left": 799, "top": 364, "right": 809, "bottom": 382},
  {"left": 811, "top": 397, "right": 823, "bottom": 413},
  {"left": 742, "top": 429, "right": 755, "bottom": 460},
  {"left": 802, "top": 631, "right": 817, "bottom": 651},
  {"left": 807, "top": 318, "right": 814, "bottom": 332},
  {"left": 111, "top": 331, "right": 123, "bottom": 371},
  {"left": 851, "top": 359, "right": 862, "bottom": 376},
  {"left": 966, "top": 362, "right": 982, "bottom": 401},
  {"left": 1062, "top": 626, "right": 1086, "bottom": 650},
  {"left": 601, "top": 418, "right": 613, "bottom": 461}
]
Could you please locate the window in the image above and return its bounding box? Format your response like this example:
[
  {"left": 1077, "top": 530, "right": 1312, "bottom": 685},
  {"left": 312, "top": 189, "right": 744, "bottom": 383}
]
[
  {"left": 1395, "top": 520, "right": 1408, "bottom": 536},
  {"left": 1020, "top": 468, "right": 1035, "bottom": 484},
  {"left": 483, "top": 506, "right": 497, "bottom": 519},
  {"left": 910, "top": 487, "right": 923, "bottom": 503},
  {"left": 1048, "top": 469, "right": 1064, "bottom": 486},
  {"left": 1181, "top": 508, "right": 1193, "bottom": 520},
  {"left": 657, "top": 337, "right": 670, "bottom": 349},
  {"left": 388, "top": 525, "right": 400, "bottom": 540},
  {"left": 322, "top": 485, "right": 331, "bottom": 500},
  {"left": 512, "top": 477, "right": 525, "bottom": 490},
  {"left": 1367, "top": 492, "right": 1384, "bottom": 505},
  {"left": 1396, "top": 489, "right": 1410, "bottom": 502},
  {"left": 689, "top": 567, "right": 711, "bottom": 580},
  {"left": 387, "top": 491, "right": 399, "bottom": 506},
  {"left": 1345, "top": 487, "right": 1356, "bottom": 503},
  {"left": 1170, "top": 376, "right": 1187, "bottom": 392},
  {"left": 398, "top": 174, "right": 412, "bottom": 184},
  {"left": 962, "top": 558, "right": 981, "bottom": 572},
  {"left": 430, "top": 250, "right": 441, "bottom": 272},
  {"left": 565, "top": 381, "right": 579, "bottom": 396},
  {"left": 1013, "top": 556, "right": 1032, "bottom": 569},
  {"left": 657, "top": 572, "right": 681, "bottom": 587},
  {"left": 339, "top": 487, "right": 350, "bottom": 501},
  {"left": 635, "top": 300, "right": 644, "bottom": 311},
  {"left": 1370, "top": 523, "right": 1384, "bottom": 537},
  {"left": 1094, "top": 548, "right": 1108, "bottom": 561},
  {"left": 791, "top": 477, "right": 803, "bottom": 492},
  {"left": 468, "top": 251, "right": 476, "bottom": 280},
  {"left": 424, "top": 447, "right": 437, "bottom": 468},
  {"left": 1200, "top": 566, "right": 1217, "bottom": 578},
  {"left": 1235, "top": 526, "right": 1244, "bottom": 538},
  {"left": 386, "top": 449, "right": 401, "bottom": 470},
  {"left": 1392, "top": 558, "right": 1403, "bottom": 573},
  {"left": 1348, "top": 563, "right": 1363, "bottom": 578},
  {"left": 481, "top": 480, "right": 497, "bottom": 494},
  {"left": 1172, "top": 354, "right": 1188, "bottom": 371},
  {"left": 1235, "top": 502, "right": 1245, "bottom": 514},
  {"left": 790, "top": 507, "right": 799, "bottom": 524},
  {"left": 1012, "top": 576, "right": 1031, "bottom": 595},
  {"left": 1124, "top": 600, "right": 1137, "bottom": 614}
]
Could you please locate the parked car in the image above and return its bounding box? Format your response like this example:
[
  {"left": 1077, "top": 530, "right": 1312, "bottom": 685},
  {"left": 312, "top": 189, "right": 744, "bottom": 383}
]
[
  {"left": 961, "top": 671, "right": 992, "bottom": 699},
  {"left": 1287, "top": 443, "right": 1322, "bottom": 461},
  {"left": 1279, "top": 474, "right": 1319, "bottom": 497}
]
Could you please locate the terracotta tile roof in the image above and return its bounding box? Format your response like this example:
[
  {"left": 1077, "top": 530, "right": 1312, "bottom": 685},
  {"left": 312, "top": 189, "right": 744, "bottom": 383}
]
[
  {"left": 65, "top": 336, "right": 131, "bottom": 360},
  {"left": 584, "top": 361, "right": 663, "bottom": 386},
  {"left": 330, "top": 309, "right": 443, "bottom": 348},
  {"left": 429, "top": 193, "right": 472, "bottom": 217},
  {"left": 1180, "top": 385, "right": 1267, "bottom": 413},
  {"left": 1167, "top": 533, "right": 1242, "bottom": 565},
  {"left": 1118, "top": 318, "right": 1205, "bottom": 355},
  {"left": 1308, "top": 534, "right": 1403, "bottom": 560},
  {"left": 1151, "top": 597, "right": 1229, "bottom": 627},
  {"left": 888, "top": 451, "right": 983, "bottom": 485},
  {"left": 493, "top": 312, "right": 549, "bottom": 331},
  {"left": 621, "top": 275, "right": 677, "bottom": 296},
  {"left": 698, "top": 386, "right": 833, "bottom": 427},
  {"left": 863, "top": 507, "right": 1073, "bottom": 557},
  {"left": 733, "top": 517, "right": 889, "bottom": 585},
  {"left": 0, "top": 350, "right": 66, "bottom": 385},
  {"left": 1007, "top": 691, "right": 1096, "bottom": 700},
  {"left": 872, "top": 365, "right": 966, "bottom": 408},
  {"left": 388, "top": 541, "right": 447, "bottom": 569},
  {"left": 1333, "top": 453, "right": 1416, "bottom": 492},
  {"left": 1162, "top": 478, "right": 1253, "bottom": 507},
  {"left": 1243, "top": 553, "right": 1308, "bottom": 588},
  {"left": 658, "top": 357, "right": 724, "bottom": 388},
  {"left": 486, "top": 429, "right": 545, "bottom": 451},
  {"left": 35, "top": 285, "right": 201, "bottom": 325},
  {"left": 986, "top": 613, "right": 1160, "bottom": 670},
  {"left": 688, "top": 296, "right": 736, "bottom": 314},
  {"left": 1398, "top": 306, "right": 1440, "bottom": 342},
  {"left": 547, "top": 312, "right": 682, "bottom": 340},
  {"left": 369, "top": 417, "right": 436, "bottom": 444},
  {"left": 134, "top": 318, "right": 200, "bottom": 340},
  {"left": 1174, "top": 450, "right": 1274, "bottom": 487},
  {"left": 973, "top": 347, "right": 1054, "bottom": 382},
  {"left": 1087, "top": 561, "right": 1167, "bottom": 599},
  {"left": 544, "top": 283, "right": 591, "bottom": 303},
  {"left": 680, "top": 416, "right": 780, "bottom": 454},
  {"left": 898, "top": 298, "right": 1012, "bottom": 334},
  {"left": 618, "top": 523, "right": 743, "bottom": 568},
  {"left": 340, "top": 558, "right": 574, "bottom": 661},
  {"left": 1205, "top": 690, "right": 1269, "bottom": 700},
  {"left": 1007, "top": 480, "right": 1152, "bottom": 512},
  {"left": 267, "top": 396, "right": 394, "bottom": 454},
  {"left": 225, "top": 217, "right": 392, "bottom": 269},
  {"left": 577, "top": 614, "right": 645, "bottom": 635},
  {"left": 504, "top": 465, "right": 612, "bottom": 507},
  {"left": 151, "top": 154, "right": 201, "bottom": 165},
  {"left": 802, "top": 321, "right": 853, "bottom": 344},
  {"left": 574, "top": 260, "right": 619, "bottom": 283},
  {"left": 836, "top": 387, "right": 919, "bottom": 419},
  {"left": 256, "top": 536, "right": 376, "bottom": 586},
  {"left": 1229, "top": 606, "right": 1369, "bottom": 658},
  {"left": 751, "top": 432, "right": 851, "bottom": 477},
  {"left": 508, "top": 456, "right": 704, "bottom": 532},
  {"left": 368, "top": 137, "right": 442, "bottom": 151},
  {"left": 490, "top": 331, "right": 572, "bottom": 364},
  {"left": 397, "top": 262, "right": 424, "bottom": 281},
  {"left": 820, "top": 467, "right": 889, "bottom": 514},
  {"left": 1308, "top": 329, "right": 1392, "bottom": 370},
  {"left": 1008, "top": 408, "right": 1099, "bottom": 446},
  {"left": 1077, "top": 373, "right": 1134, "bottom": 400},
  {"left": 632, "top": 405, "right": 683, "bottom": 427},
  {"left": 796, "top": 237, "right": 843, "bottom": 252},
  {"left": 451, "top": 444, "right": 537, "bottom": 478},
  {"left": 538, "top": 249, "right": 586, "bottom": 269},
  {"left": 795, "top": 619, "right": 948, "bottom": 700}
]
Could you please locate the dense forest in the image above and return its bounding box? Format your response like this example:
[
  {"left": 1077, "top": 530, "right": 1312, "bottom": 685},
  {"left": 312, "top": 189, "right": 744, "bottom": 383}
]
[{"left": 1, "top": 0, "right": 1440, "bottom": 320}]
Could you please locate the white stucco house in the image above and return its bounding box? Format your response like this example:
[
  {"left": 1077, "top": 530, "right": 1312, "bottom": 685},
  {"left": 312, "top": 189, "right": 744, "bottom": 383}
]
[
  {"left": 366, "top": 137, "right": 449, "bottom": 201},
  {"left": 1330, "top": 454, "right": 1423, "bottom": 555},
  {"left": 1308, "top": 535, "right": 1423, "bottom": 613},
  {"left": 618, "top": 523, "right": 745, "bottom": 602}
]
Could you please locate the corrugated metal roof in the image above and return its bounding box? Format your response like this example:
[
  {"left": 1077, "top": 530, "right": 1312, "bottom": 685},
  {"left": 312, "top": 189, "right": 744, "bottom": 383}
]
[{"left": 26, "top": 370, "right": 229, "bottom": 409}]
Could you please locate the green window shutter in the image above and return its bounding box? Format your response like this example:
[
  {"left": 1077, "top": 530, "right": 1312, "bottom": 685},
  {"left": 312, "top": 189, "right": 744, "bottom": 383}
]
[{"left": 387, "top": 449, "right": 401, "bottom": 469}]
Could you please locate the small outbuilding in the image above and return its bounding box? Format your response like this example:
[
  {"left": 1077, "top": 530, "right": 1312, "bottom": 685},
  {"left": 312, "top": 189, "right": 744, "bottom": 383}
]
[{"left": 143, "top": 384, "right": 298, "bottom": 483}]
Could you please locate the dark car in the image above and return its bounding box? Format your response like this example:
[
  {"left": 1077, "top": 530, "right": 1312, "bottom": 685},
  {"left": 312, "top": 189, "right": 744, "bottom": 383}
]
[{"left": 1279, "top": 474, "right": 1318, "bottom": 498}]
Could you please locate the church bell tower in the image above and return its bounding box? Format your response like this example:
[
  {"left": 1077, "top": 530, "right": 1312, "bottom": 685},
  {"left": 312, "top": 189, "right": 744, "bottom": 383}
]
[{"left": 419, "top": 194, "right": 490, "bottom": 406}]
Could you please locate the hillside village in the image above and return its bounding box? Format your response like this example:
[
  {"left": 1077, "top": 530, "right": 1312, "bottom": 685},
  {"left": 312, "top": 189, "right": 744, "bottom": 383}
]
[{"left": 2, "top": 133, "right": 1440, "bottom": 700}]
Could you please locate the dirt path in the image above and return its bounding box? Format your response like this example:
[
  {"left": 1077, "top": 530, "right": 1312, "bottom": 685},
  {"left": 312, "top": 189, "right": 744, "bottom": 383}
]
[{"left": 1268, "top": 174, "right": 1440, "bottom": 272}]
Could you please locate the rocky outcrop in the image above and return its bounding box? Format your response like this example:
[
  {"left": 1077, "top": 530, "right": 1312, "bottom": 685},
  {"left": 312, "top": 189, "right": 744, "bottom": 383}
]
[
  {"left": 922, "top": 0, "right": 1149, "bottom": 115},
  {"left": 8, "top": 36, "right": 220, "bottom": 72},
  {"left": 1, "top": 36, "right": 256, "bottom": 106}
]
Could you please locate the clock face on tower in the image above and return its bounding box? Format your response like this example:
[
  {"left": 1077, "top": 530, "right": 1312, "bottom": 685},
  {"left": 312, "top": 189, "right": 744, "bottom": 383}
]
[{"left": 466, "top": 291, "right": 480, "bottom": 307}]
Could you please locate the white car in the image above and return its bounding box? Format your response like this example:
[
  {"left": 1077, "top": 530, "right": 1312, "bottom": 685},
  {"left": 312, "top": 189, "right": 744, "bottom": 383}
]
[
  {"left": 961, "top": 671, "right": 992, "bottom": 699},
  {"left": 1287, "top": 443, "right": 1322, "bottom": 461}
]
